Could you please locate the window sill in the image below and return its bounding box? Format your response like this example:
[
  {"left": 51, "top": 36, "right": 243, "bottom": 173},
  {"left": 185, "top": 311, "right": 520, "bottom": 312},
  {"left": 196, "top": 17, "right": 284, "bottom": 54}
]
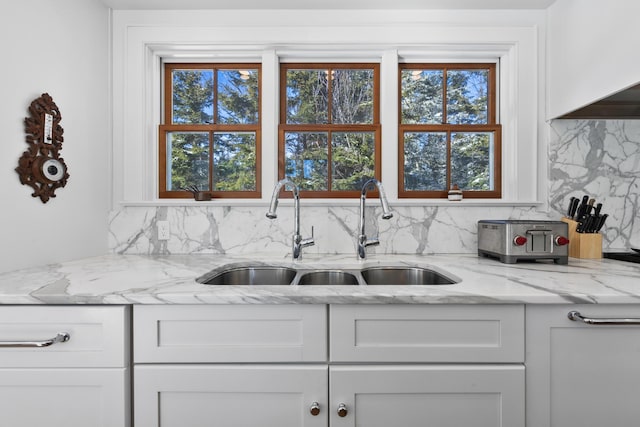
[{"left": 118, "top": 199, "right": 543, "bottom": 208}]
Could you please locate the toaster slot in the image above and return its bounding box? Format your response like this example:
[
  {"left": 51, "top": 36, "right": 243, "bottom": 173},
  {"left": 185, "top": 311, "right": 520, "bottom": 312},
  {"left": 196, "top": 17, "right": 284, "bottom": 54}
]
[{"left": 526, "top": 230, "right": 551, "bottom": 252}]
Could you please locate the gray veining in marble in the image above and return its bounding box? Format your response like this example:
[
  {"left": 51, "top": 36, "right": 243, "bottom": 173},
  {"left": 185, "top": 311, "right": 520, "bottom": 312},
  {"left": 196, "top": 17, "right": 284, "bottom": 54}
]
[{"left": 550, "top": 120, "right": 640, "bottom": 249}]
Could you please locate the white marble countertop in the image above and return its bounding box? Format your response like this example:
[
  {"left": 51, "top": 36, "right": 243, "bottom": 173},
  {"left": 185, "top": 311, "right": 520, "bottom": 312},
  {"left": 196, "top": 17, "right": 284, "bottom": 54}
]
[{"left": 0, "top": 253, "right": 639, "bottom": 305}]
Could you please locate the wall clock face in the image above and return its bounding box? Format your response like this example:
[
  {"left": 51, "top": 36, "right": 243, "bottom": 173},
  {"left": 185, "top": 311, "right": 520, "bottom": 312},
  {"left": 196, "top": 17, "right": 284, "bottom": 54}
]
[{"left": 16, "top": 93, "right": 69, "bottom": 203}]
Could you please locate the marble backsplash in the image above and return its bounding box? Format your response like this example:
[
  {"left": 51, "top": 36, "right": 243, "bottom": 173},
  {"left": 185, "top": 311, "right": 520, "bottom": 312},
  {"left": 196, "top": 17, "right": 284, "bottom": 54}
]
[
  {"left": 109, "top": 120, "right": 640, "bottom": 255},
  {"left": 549, "top": 120, "right": 640, "bottom": 249}
]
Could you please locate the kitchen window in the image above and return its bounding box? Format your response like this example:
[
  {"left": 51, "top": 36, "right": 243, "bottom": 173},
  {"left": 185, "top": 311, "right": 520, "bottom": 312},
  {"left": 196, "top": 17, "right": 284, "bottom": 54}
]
[
  {"left": 117, "top": 20, "right": 539, "bottom": 205},
  {"left": 159, "top": 63, "right": 261, "bottom": 198},
  {"left": 398, "top": 63, "right": 501, "bottom": 199},
  {"left": 278, "top": 63, "right": 381, "bottom": 198}
]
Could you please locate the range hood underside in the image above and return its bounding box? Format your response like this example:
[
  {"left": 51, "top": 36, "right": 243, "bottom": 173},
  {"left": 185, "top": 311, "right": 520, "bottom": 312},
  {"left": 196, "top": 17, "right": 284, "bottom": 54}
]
[{"left": 558, "top": 84, "right": 640, "bottom": 120}]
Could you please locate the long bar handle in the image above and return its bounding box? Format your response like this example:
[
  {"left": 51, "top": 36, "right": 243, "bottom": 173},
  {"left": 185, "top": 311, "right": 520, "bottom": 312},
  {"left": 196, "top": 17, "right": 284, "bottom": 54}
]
[
  {"left": 568, "top": 311, "right": 640, "bottom": 325},
  {"left": 0, "top": 332, "right": 70, "bottom": 348}
]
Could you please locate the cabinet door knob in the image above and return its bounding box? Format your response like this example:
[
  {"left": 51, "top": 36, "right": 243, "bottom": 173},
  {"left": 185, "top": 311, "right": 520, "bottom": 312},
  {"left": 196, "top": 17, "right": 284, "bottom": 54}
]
[
  {"left": 337, "top": 403, "right": 348, "bottom": 417},
  {"left": 310, "top": 402, "right": 320, "bottom": 416}
]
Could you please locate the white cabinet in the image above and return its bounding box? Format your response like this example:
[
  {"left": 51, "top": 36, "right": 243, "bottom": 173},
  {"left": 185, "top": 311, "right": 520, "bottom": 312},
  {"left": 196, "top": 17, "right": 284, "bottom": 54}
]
[
  {"left": 0, "top": 306, "right": 130, "bottom": 427},
  {"left": 330, "top": 304, "right": 525, "bottom": 427},
  {"left": 135, "top": 365, "right": 328, "bottom": 427},
  {"left": 526, "top": 304, "right": 640, "bottom": 427},
  {"left": 134, "top": 304, "right": 525, "bottom": 427},
  {"left": 134, "top": 304, "right": 328, "bottom": 426},
  {"left": 0, "top": 368, "right": 129, "bottom": 426},
  {"left": 330, "top": 365, "right": 524, "bottom": 427}
]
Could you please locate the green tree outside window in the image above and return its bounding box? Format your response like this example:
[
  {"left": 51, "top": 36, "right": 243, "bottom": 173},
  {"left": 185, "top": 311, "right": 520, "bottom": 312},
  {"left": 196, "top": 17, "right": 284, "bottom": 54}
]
[{"left": 160, "top": 64, "right": 261, "bottom": 198}]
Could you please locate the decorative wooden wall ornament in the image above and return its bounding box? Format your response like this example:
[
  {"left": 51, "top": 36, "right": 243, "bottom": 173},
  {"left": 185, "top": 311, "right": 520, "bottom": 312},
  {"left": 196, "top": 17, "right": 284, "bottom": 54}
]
[{"left": 16, "top": 93, "right": 69, "bottom": 203}]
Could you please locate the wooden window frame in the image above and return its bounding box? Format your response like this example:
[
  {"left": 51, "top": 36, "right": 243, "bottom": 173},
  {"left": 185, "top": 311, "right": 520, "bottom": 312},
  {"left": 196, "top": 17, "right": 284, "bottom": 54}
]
[
  {"left": 398, "top": 63, "right": 502, "bottom": 199},
  {"left": 159, "top": 63, "right": 262, "bottom": 199},
  {"left": 278, "top": 63, "right": 381, "bottom": 199}
]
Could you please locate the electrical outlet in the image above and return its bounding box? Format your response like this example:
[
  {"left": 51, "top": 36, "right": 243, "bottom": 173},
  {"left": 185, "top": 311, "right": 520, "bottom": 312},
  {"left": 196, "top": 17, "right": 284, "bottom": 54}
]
[{"left": 157, "top": 221, "right": 170, "bottom": 240}]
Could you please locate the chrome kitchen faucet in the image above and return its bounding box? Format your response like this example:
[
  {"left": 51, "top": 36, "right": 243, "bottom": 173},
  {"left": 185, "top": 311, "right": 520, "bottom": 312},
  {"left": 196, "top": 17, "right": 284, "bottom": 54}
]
[
  {"left": 266, "top": 178, "right": 315, "bottom": 260},
  {"left": 357, "top": 179, "right": 393, "bottom": 259}
]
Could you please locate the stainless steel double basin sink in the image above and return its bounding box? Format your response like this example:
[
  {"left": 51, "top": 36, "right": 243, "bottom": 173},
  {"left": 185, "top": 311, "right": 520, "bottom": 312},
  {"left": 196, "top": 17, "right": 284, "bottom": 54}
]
[{"left": 196, "top": 264, "right": 458, "bottom": 286}]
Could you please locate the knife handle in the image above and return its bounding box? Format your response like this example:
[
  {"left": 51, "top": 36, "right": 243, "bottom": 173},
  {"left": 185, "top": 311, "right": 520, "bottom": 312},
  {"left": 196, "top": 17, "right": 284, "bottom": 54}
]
[
  {"left": 567, "top": 196, "right": 577, "bottom": 217},
  {"left": 576, "top": 204, "right": 586, "bottom": 221},
  {"left": 595, "top": 214, "right": 608, "bottom": 232},
  {"left": 576, "top": 195, "right": 590, "bottom": 220},
  {"left": 569, "top": 198, "right": 579, "bottom": 219},
  {"left": 594, "top": 203, "right": 602, "bottom": 216}
]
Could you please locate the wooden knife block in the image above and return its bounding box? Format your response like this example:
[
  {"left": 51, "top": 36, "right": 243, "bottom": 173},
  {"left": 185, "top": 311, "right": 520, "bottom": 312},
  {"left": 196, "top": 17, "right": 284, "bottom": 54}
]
[{"left": 561, "top": 217, "right": 602, "bottom": 259}]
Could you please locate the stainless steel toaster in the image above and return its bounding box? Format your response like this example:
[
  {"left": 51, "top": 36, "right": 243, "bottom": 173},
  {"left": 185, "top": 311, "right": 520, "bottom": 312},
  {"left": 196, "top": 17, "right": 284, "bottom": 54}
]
[{"left": 477, "top": 220, "right": 569, "bottom": 264}]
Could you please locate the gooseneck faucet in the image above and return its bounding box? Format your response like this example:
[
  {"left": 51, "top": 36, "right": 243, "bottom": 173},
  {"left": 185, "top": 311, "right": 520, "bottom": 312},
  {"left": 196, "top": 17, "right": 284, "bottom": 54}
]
[
  {"left": 266, "top": 178, "right": 315, "bottom": 260},
  {"left": 358, "top": 178, "right": 393, "bottom": 259}
]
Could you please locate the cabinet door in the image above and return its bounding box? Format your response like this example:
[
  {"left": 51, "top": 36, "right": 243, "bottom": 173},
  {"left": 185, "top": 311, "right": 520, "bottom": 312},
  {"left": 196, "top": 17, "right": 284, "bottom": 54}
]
[
  {"left": 0, "top": 368, "right": 129, "bottom": 427},
  {"left": 527, "top": 304, "right": 640, "bottom": 427},
  {"left": 135, "top": 365, "right": 328, "bottom": 427},
  {"left": 330, "top": 365, "right": 524, "bottom": 427}
]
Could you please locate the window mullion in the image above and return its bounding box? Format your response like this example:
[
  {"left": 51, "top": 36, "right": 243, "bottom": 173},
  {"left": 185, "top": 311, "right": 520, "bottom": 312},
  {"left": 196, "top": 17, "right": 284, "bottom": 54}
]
[
  {"left": 446, "top": 130, "right": 452, "bottom": 190},
  {"left": 327, "top": 130, "right": 333, "bottom": 192},
  {"left": 209, "top": 131, "right": 214, "bottom": 192},
  {"left": 442, "top": 67, "right": 448, "bottom": 125},
  {"left": 212, "top": 68, "right": 218, "bottom": 125},
  {"left": 327, "top": 67, "right": 333, "bottom": 192},
  {"left": 327, "top": 67, "right": 333, "bottom": 125}
]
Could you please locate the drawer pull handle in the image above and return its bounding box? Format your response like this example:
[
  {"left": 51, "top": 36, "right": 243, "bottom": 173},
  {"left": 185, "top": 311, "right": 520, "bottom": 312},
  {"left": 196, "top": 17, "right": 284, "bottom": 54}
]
[
  {"left": 568, "top": 311, "right": 640, "bottom": 325},
  {"left": 309, "top": 402, "right": 320, "bottom": 416},
  {"left": 337, "top": 403, "right": 348, "bottom": 417},
  {"left": 0, "top": 332, "right": 70, "bottom": 348}
]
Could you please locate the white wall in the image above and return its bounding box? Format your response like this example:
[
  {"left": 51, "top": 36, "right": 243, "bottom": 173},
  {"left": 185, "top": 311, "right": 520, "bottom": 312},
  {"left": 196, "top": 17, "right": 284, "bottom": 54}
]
[
  {"left": 547, "top": 0, "right": 640, "bottom": 119},
  {"left": 0, "top": 0, "right": 110, "bottom": 273}
]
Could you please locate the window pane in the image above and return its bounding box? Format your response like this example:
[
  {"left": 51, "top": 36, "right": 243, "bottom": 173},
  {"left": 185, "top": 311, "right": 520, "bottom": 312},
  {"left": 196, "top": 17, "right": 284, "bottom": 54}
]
[
  {"left": 286, "top": 70, "right": 328, "bottom": 124},
  {"left": 284, "top": 132, "right": 328, "bottom": 190},
  {"left": 166, "top": 132, "right": 210, "bottom": 191},
  {"left": 451, "top": 132, "right": 493, "bottom": 190},
  {"left": 332, "top": 132, "right": 375, "bottom": 190},
  {"left": 447, "top": 69, "right": 489, "bottom": 124},
  {"left": 331, "top": 69, "right": 374, "bottom": 124},
  {"left": 212, "top": 132, "right": 256, "bottom": 191},
  {"left": 172, "top": 69, "right": 214, "bottom": 124},
  {"left": 401, "top": 69, "right": 443, "bottom": 124},
  {"left": 403, "top": 132, "right": 447, "bottom": 191},
  {"left": 217, "top": 69, "right": 259, "bottom": 124}
]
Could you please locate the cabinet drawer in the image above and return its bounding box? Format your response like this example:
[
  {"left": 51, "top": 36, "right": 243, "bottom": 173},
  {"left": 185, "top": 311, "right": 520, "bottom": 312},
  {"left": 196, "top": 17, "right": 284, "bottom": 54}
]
[
  {"left": 0, "top": 368, "right": 129, "bottom": 427},
  {"left": 0, "top": 306, "right": 129, "bottom": 368},
  {"left": 330, "top": 304, "right": 524, "bottom": 362},
  {"left": 134, "top": 305, "right": 327, "bottom": 363}
]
